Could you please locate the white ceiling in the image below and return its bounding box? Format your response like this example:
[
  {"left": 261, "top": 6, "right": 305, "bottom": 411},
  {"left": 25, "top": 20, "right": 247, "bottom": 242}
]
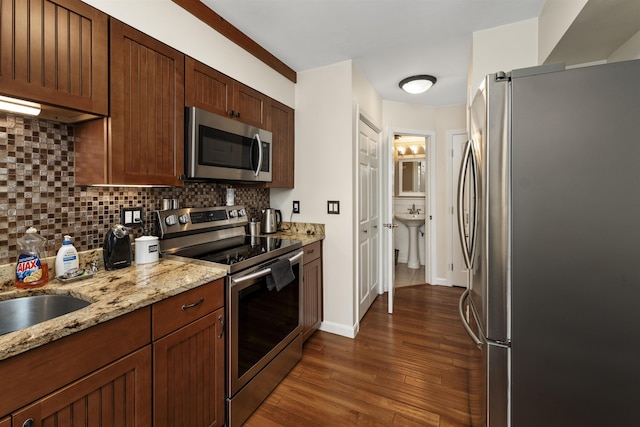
[{"left": 200, "top": 0, "right": 547, "bottom": 106}]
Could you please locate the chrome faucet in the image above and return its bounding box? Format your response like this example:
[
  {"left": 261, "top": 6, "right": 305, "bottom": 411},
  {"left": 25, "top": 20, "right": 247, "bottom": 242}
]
[{"left": 408, "top": 204, "right": 421, "bottom": 214}]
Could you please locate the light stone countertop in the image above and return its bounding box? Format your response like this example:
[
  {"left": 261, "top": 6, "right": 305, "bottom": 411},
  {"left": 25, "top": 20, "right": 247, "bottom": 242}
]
[
  {"left": 0, "top": 256, "right": 226, "bottom": 361},
  {"left": 0, "top": 223, "right": 324, "bottom": 362},
  {"left": 266, "top": 222, "right": 325, "bottom": 246}
]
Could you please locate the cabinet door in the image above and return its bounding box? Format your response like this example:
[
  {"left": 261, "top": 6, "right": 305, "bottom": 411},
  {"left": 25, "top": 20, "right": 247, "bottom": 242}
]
[
  {"left": 13, "top": 347, "right": 152, "bottom": 427},
  {"left": 266, "top": 99, "right": 295, "bottom": 188},
  {"left": 0, "top": 417, "right": 8, "bottom": 427},
  {"left": 154, "top": 309, "right": 225, "bottom": 427},
  {"left": 0, "top": 0, "right": 108, "bottom": 115},
  {"left": 232, "top": 82, "right": 268, "bottom": 128},
  {"left": 302, "top": 242, "right": 323, "bottom": 342},
  {"left": 185, "top": 56, "right": 233, "bottom": 117},
  {"left": 110, "top": 19, "right": 185, "bottom": 186}
]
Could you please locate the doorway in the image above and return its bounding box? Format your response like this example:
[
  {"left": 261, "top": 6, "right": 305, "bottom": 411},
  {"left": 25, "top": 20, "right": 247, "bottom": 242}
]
[{"left": 383, "top": 128, "right": 435, "bottom": 313}]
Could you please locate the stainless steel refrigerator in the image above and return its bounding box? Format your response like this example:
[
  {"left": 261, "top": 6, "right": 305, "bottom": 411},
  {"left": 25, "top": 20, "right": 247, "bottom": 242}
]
[{"left": 457, "top": 59, "right": 640, "bottom": 427}]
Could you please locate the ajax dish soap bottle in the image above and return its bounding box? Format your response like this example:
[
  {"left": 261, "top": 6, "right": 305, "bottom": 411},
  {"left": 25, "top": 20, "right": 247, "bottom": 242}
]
[
  {"left": 15, "top": 227, "right": 49, "bottom": 288},
  {"left": 55, "top": 235, "right": 79, "bottom": 277}
]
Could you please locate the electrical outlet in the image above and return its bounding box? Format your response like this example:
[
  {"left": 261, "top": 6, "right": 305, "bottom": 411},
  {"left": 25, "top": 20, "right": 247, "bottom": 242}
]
[
  {"left": 121, "top": 207, "right": 144, "bottom": 227},
  {"left": 293, "top": 200, "right": 300, "bottom": 214}
]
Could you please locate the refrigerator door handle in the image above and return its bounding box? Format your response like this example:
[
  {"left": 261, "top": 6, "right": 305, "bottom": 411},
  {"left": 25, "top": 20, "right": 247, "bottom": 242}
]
[
  {"left": 457, "top": 139, "right": 478, "bottom": 269},
  {"left": 458, "top": 288, "right": 483, "bottom": 348}
]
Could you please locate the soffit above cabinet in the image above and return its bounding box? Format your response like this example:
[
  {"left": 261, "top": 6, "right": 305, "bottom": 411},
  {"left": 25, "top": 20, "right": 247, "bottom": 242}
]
[{"left": 545, "top": 0, "right": 640, "bottom": 66}]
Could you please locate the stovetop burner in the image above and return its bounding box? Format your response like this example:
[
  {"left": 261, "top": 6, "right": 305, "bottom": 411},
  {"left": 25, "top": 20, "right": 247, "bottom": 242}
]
[
  {"left": 154, "top": 205, "right": 302, "bottom": 273},
  {"left": 176, "top": 235, "right": 300, "bottom": 268}
]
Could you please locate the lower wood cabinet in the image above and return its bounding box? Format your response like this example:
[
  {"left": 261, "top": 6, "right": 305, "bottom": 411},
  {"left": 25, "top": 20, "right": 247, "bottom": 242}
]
[
  {"left": 0, "top": 308, "right": 150, "bottom": 420},
  {"left": 0, "top": 279, "right": 226, "bottom": 426},
  {"left": 302, "top": 241, "right": 323, "bottom": 342},
  {"left": 152, "top": 279, "right": 225, "bottom": 427},
  {"left": 12, "top": 347, "right": 152, "bottom": 427}
]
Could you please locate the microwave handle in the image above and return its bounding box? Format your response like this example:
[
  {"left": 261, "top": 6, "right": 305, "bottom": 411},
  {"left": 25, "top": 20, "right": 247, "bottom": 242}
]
[{"left": 252, "top": 134, "right": 263, "bottom": 177}]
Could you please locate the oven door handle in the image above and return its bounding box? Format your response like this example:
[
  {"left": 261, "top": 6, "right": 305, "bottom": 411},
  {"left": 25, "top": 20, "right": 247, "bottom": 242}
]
[{"left": 231, "top": 250, "right": 303, "bottom": 285}]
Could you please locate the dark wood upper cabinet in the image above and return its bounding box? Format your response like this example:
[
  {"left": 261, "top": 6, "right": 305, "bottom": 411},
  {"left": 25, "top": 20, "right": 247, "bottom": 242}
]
[
  {"left": 109, "top": 19, "right": 185, "bottom": 186},
  {"left": 266, "top": 99, "right": 295, "bottom": 188},
  {"left": 185, "top": 56, "right": 233, "bottom": 117},
  {"left": 185, "top": 56, "right": 268, "bottom": 129},
  {"left": 0, "top": 0, "right": 108, "bottom": 115},
  {"left": 232, "top": 81, "right": 268, "bottom": 128}
]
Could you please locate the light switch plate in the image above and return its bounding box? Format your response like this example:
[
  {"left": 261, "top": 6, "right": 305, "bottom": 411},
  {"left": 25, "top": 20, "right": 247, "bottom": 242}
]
[
  {"left": 327, "top": 201, "right": 340, "bottom": 214},
  {"left": 293, "top": 200, "right": 300, "bottom": 214},
  {"left": 120, "top": 207, "right": 144, "bottom": 227}
]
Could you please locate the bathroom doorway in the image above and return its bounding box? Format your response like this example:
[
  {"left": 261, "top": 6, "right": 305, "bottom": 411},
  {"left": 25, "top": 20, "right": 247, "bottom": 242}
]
[{"left": 391, "top": 131, "right": 435, "bottom": 288}]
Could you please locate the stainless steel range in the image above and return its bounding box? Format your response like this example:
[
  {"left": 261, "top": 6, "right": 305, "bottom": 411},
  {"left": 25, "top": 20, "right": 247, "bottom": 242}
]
[{"left": 154, "top": 205, "right": 303, "bottom": 427}]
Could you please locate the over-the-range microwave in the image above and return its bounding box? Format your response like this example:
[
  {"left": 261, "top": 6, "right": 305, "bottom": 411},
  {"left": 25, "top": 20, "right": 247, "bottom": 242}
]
[{"left": 185, "top": 106, "right": 272, "bottom": 183}]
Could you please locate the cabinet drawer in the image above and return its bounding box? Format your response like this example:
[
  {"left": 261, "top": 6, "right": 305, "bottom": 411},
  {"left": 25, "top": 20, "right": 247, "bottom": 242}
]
[
  {"left": 303, "top": 241, "right": 322, "bottom": 264},
  {"left": 152, "top": 279, "right": 224, "bottom": 340}
]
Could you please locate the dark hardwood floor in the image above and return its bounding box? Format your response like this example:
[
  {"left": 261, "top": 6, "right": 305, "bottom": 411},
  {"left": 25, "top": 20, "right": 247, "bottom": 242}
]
[{"left": 245, "top": 284, "right": 476, "bottom": 426}]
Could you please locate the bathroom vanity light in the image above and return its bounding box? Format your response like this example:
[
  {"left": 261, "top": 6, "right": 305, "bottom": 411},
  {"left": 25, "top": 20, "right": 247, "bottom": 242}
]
[
  {"left": 399, "top": 75, "right": 437, "bottom": 94},
  {"left": 0, "top": 95, "right": 41, "bottom": 116}
]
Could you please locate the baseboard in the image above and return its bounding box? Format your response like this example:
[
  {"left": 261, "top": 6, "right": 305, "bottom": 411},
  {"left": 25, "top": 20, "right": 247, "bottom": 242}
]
[
  {"left": 318, "top": 320, "right": 357, "bottom": 339},
  {"left": 431, "top": 277, "right": 451, "bottom": 286}
]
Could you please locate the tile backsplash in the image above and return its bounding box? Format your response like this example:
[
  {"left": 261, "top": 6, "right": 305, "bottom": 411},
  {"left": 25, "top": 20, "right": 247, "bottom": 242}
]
[{"left": 0, "top": 113, "right": 270, "bottom": 266}]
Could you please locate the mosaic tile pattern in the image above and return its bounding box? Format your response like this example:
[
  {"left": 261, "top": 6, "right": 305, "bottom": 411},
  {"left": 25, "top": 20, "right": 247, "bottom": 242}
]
[{"left": 0, "top": 113, "right": 270, "bottom": 266}]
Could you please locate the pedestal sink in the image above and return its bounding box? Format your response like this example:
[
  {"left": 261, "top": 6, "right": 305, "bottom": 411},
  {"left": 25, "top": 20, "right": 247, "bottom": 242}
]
[{"left": 395, "top": 213, "right": 426, "bottom": 269}]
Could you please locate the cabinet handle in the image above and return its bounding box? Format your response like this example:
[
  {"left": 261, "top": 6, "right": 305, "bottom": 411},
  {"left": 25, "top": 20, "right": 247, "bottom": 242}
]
[
  {"left": 181, "top": 297, "right": 204, "bottom": 310},
  {"left": 235, "top": 112, "right": 240, "bottom": 118},
  {"left": 306, "top": 249, "right": 314, "bottom": 255},
  {"left": 228, "top": 110, "right": 235, "bottom": 116},
  {"left": 22, "top": 419, "right": 34, "bottom": 427},
  {"left": 217, "top": 315, "right": 225, "bottom": 339}
]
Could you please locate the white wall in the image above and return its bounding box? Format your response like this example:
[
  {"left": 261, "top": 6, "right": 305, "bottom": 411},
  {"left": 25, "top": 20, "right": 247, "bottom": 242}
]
[
  {"left": 538, "top": 0, "right": 588, "bottom": 64},
  {"left": 82, "top": 0, "right": 295, "bottom": 108},
  {"left": 469, "top": 18, "right": 539, "bottom": 97},
  {"left": 271, "top": 60, "right": 382, "bottom": 338},
  {"left": 435, "top": 105, "right": 467, "bottom": 284},
  {"left": 271, "top": 61, "right": 358, "bottom": 337},
  {"left": 609, "top": 30, "right": 640, "bottom": 62}
]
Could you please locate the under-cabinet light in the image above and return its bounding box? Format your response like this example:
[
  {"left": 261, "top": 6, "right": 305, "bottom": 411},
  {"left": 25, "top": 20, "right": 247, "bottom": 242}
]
[{"left": 0, "top": 95, "right": 41, "bottom": 116}]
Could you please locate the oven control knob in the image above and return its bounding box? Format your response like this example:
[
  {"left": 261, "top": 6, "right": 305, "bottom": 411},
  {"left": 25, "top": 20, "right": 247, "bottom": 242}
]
[
  {"left": 165, "top": 215, "right": 177, "bottom": 226},
  {"left": 238, "top": 208, "right": 246, "bottom": 217},
  {"left": 178, "top": 214, "right": 189, "bottom": 224},
  {"left": 229, "top": 209, "right": 238, "bottom": 218}
]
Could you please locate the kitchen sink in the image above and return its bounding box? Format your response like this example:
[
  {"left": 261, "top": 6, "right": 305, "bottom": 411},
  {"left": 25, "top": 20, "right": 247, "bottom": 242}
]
[{"left": 0, "top": 294, "right": 91, "bottom": 336}]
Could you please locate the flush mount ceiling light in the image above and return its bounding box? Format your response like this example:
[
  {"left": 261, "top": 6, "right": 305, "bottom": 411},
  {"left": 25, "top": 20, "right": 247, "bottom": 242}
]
[
  {"left": 0, "top": 95, "right": 41, "bottom": 116},
  {"left": 399, "top": 75, "right": 437, "bottom": 94}
]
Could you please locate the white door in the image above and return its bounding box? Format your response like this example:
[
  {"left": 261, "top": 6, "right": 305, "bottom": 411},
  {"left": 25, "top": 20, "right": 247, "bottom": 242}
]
[
  {"left": 384, "top": 130, "right": 396, "bottom": 313},
  {"left": 450, "top": 131, "right": 470, "bottom": 287},
  {"left": 358, "top": 116, "right": 380, "bottom": 320}
]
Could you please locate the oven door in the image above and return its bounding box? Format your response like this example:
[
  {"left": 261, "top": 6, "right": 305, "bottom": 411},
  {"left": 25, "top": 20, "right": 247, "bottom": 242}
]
[{"left": 227, "top": 249, "right": 303, "bottom": 396}]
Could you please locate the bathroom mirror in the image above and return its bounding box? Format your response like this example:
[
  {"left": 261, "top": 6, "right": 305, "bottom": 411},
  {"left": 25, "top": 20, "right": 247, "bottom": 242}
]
[{"left": 398, "top": 158, "right": 426, "bottom": 196}]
